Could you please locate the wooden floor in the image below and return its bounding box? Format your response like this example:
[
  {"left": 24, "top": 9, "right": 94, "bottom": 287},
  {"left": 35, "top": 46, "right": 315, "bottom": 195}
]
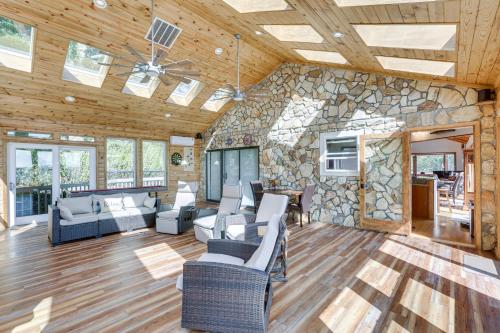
[{"left": 0, "top": 222, "right": 499, "bottom": 333}]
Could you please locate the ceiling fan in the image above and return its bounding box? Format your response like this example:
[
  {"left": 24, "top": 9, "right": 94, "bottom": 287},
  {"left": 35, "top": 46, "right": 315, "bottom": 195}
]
[
  {"left": 212, "top": 34, "right": 270, "bottom": 103},
  {"left": 94, "top": 0, "right": 199, "bottom": 87}
]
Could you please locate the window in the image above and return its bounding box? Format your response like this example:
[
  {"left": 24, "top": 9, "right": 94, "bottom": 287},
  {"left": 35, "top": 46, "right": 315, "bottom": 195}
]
[
  {"left": 260, "top": 25, "right": 324, "bottom": 43},
  {"left": 412, "top": 153, "right": 456, "bottom": 175},
  {"left": 106, "top": 138, "right": 136, "bottom": 188},
  {"left": 62, "top": 41, "right": 112, "bottom": 87},
  {"left": 166, "top": 79, "right": 203, "bottom": 106},
  {"left": 354, "top": 24, "right": 456, "bottom": 51},
  {"left": 60, "top": 134, "right": 95, "bottom": 143},
  {"left": 201, "top": 89, "right": 232, "bottom": 112},
  {"left": 294, "top": 49, "right": 348, "bottom": 65},
  {"left": 7, "top": 131, "right": 52, "bottom": 139},
  {"left": 376, "top": 56, "right": 455, "bottom": 77},
  {"left": 142, "top": 141, "right": 167, "bottom": 187},
  {"left": 122, "top": 65, "right": 161, "bottom": 98},
  {"left": 222, "top": 0, "right": 291, "bottom": 13},
  {"left": 0, "top": 16, "right": 35, "bottom": 72},
  {"left": 320, "top": 132, "right": 359, "bottom": 176}
]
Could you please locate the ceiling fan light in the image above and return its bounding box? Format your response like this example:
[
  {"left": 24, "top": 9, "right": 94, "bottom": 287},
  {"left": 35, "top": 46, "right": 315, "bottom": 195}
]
[{"left": 93, "top": 0, "right": 108, "bottom": 9}]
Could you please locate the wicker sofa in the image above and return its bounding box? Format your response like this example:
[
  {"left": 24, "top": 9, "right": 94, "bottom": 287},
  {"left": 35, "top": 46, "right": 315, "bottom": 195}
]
[{"left": 48, "top": 188, "right": 160, "bottom": 246}]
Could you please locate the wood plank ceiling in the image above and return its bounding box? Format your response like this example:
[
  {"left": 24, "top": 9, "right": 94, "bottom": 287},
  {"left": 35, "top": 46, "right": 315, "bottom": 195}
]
[{"left": 0, "top": 0, "right": 498, "bottom": 136}]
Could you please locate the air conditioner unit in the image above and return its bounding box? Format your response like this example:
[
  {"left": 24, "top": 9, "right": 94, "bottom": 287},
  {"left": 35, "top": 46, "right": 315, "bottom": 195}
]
[{"left": 170, "top": 136, "right": 194, "bottom": 146}]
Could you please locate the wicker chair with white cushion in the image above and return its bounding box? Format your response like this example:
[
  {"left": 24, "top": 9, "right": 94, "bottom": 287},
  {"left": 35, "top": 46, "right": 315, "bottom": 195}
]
[
  {"left": 156, "top": 181, "right": 198, "bottom": 234},
  {"left": 225, "top": 193, "right": 289, "bottom": 241},
  {"left": 193, "top": 184, "right": 242, "bottom": 243},
  {"left": 179, "top": 214, "right": 284, "bottom": 333}
]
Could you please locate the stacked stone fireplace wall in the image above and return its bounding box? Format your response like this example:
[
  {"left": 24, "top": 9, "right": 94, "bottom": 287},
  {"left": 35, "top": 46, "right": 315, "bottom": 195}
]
[{"left": 201, "top": 63, "right": 497, "bottom": 250}]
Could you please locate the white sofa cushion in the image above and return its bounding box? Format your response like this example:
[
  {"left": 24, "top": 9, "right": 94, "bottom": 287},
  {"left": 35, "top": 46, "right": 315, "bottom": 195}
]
[
  {"left": 193, "top": 215, "right": 217, "bottom": 229},
  {"left": 173, "top": 181, "right": 198, "bottom": 210},
  {"left": 176, "top": 253, "right": 244, "bottom": 290},
  {"left": 255, "top": 194, "right": 288, "bottom": 223},
  {"left": 58, "top": 196, "right": 93, "bottom": 214},
  {"left": 226, "top": 224, "right": 245, "bottom": 241},
  {"left": 93, "top": 193, "right": 122, "bottom": 212},
  {"left": 157, "top": 209, "right": 180, "bottom": 220},
  {"left": 127, "top": 207, "right": 156, "bottom": 216},
  {"left": 60, "top": 213, "right": 98, "bottom": 226},
  {"left": 123, "top": 192, "right": 148, "bottom": 208},
  {"left": 144, "top": 196, "right": 156, "bottom": 209},
  {"left": 97, "top": 210, "right": 129, "bottom": 221},
  {"left": 218, "top": 184, "right": 242, "bottom": 214},
  {"left": 245, "top": 214, "right": 280, "bottom": 271},
  {"left": 100, "top": 197, "right": 124, "bottom": 213},
  {"left": 59, "top": 205, "right": 74, "bottom": 221}
]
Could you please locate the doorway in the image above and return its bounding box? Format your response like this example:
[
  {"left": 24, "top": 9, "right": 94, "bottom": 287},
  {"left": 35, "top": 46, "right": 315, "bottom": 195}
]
[
  {"left": 409, "top": 125, "right": 478, "bottom": 247},
  {"left": 206, "top": 147, "right": 259, "bottom": 207},
  {"left": 7, "top": 143, "right": 96, "bottom": 226}
]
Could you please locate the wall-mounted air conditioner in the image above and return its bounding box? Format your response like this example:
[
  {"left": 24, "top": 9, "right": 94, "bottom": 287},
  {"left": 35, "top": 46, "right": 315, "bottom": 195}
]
[{"left": 170, "top": 136, "right": 194, "bottom": 146}]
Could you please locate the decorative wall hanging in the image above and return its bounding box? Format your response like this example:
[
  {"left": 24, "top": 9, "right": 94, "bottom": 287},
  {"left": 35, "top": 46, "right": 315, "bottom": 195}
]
[
  {"left": 171, "top": 152, "right": 182, "bottom": 166},
  {"left": 225, "top": 137, "right": 233, "bottom": 146},
  {"left": 183, "top": 147, "right": 194, "bottom": 172},
  {"left": 243, "top": 134, "right": 253, "bottom": 145}
]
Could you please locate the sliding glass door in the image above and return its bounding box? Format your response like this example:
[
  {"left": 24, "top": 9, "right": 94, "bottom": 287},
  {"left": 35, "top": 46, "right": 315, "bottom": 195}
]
[
  {"left": 7, "top": 143, "right": 96, "bottom": 226},
  {"left": 206, "top": 147, "right": 259, "bottom": 206}
]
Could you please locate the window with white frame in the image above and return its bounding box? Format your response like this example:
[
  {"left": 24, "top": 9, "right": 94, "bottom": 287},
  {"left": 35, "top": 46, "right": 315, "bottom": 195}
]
[
  {"left": 320, "top": 132, "right": 360, "bottom": 176},
  {"left": 106, "top": 138, "right": 136, "bottom": 189},
  {"left": 0, "top": 16, "right": 35, "bottom": 72},
  {"left": 142, "top": 140, "right": 167, "bottom": 187}
]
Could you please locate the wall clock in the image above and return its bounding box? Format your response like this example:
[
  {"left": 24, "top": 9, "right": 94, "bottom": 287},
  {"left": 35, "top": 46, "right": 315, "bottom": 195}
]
[{"left": 171, "top": 152, "right": 182, "bottom": 166}]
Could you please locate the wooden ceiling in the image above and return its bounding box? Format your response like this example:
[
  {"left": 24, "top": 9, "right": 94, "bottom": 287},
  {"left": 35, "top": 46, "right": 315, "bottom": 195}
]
[{"left": 0, "top": 0, "right": 498, "bottom": 136}]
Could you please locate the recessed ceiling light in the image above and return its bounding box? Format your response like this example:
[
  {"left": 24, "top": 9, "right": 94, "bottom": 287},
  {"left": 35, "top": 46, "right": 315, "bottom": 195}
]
[
  {"left": 165, "top": 113, "right": 172, "bottom": 118},
  {"left": 93, "top": 0, "right": 108, "bottom": 9},
  {"left": 333, "top": 31, "right": 345, "bottom": 39},
  {"left": 64, "top": 96, "right": 76, "bottom": 103},
  {"left": 215, "top": 48, "right": 223, "bottom": 55},
  {"left": 255, "top": 31, "right": 264, "bottom": 36}
]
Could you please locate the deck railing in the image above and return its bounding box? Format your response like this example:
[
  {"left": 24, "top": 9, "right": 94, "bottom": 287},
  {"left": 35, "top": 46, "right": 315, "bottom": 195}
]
[{"left": 107, "top": 170, "right": 166, "bottom": 188}]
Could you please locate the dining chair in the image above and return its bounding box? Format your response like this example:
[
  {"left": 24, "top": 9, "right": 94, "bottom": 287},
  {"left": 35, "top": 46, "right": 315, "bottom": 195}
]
[
  {"left": 250, "top": 181, "right": 264, "bottom": 214},
  {"left": 289, "top": 184, "right": 315, "bottom": 227}
]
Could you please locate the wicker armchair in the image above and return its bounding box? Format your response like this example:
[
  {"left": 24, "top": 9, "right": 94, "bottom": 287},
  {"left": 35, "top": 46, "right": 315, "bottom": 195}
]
[{"left": 181, "top": 217, "right": 286, "bottom": 333}]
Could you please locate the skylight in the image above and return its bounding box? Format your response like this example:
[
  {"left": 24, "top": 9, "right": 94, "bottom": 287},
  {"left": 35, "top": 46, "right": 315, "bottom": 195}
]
[
  {"left": 62, "top": 41, "right": 112, "bottom": 88},
  {"left": 166, "top": 79, "right": 203, "bottom": 106},
  {"left": 122, "top": 65, "right": 161, "bottom": 98},
  {"left": 260, "top": 25, "right": 324, "bottom": 43},
  {"left": 334, "top": 0, "right": 442, "bottom": 6},
  {"left": 201, "top": 89, "right": 232, "bottom": 112},
  {"left": 222, "top": 0, "right": 291, "bottom": 13},
  {"left": 0, "top": 16, "right": 35, "bottom": 72},
  {"left": 294, "top": 49, "right": 348, "bottom": 65},
  {"left": 354, "top": 24, "right": 456, "bottom": 51},
  {"left": 376, "top": 56, "right": 455, "bottom": 77}
]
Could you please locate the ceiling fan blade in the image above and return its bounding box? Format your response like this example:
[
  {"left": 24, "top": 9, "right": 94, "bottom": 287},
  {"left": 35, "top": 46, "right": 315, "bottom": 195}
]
[
  {"left": 163, "top": 73, "right": 192, "bottom": 84},
  {"left": 210, "top": 96, "right": 232, "bottom": 101},
  {"left": 153, "top": 49, "right": 168, "bottom": 65},
  {"left": 163, "top": 60, "right": 194, "bottom": 69},
  {"left": 140, "top": 75, "right": 151, "bottom": 84},
  {"left": 123, "top": 45, "right": 149, "bottom": 64},
  {"left": 116, "top": 71, "right": 143, "bottom": 76},
  {"left": 222, "top": 84, "right": 236, "bottom": 92},
  {"left": 166, "top": 69, "right": 201, "bottom": 77},
  {"left": 158, "top": 75, "right": 172, "bottom": 86},
  {"left": 98, "top": 63, "right": 130, "bottom": 67}
]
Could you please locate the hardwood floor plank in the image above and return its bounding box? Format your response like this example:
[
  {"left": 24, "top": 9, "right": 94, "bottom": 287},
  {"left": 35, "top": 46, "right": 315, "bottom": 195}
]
[{"left": 0, "top": 223, "right": 498, "bottom": 332}]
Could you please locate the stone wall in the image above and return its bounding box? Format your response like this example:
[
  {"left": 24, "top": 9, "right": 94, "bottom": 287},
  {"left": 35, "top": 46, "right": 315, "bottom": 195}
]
[{"left": 201, "top": 63, "right": 497, "bottom": 250}]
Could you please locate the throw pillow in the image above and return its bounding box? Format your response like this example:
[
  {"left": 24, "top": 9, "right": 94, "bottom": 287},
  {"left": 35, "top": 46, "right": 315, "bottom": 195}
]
[
  {"left": 144, "top": 196, "right": 156, "bottom": 209},
  {"left": 58, "top": 196, "right": 93, "bottom": 214},
  {"left": 59, "top": 205, "right": 74, "bottom": 221},
  {"left": 100, "top": 197, "right": 124, "bottom": 213},
  {"left": 123, "top": 192, "right": 148, "bottom": 208}
]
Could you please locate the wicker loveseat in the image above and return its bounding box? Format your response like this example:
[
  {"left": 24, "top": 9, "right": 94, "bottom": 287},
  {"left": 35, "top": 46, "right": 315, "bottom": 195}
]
[{"left": 48, "top": 188, "right": 160, "bottom": 246}]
